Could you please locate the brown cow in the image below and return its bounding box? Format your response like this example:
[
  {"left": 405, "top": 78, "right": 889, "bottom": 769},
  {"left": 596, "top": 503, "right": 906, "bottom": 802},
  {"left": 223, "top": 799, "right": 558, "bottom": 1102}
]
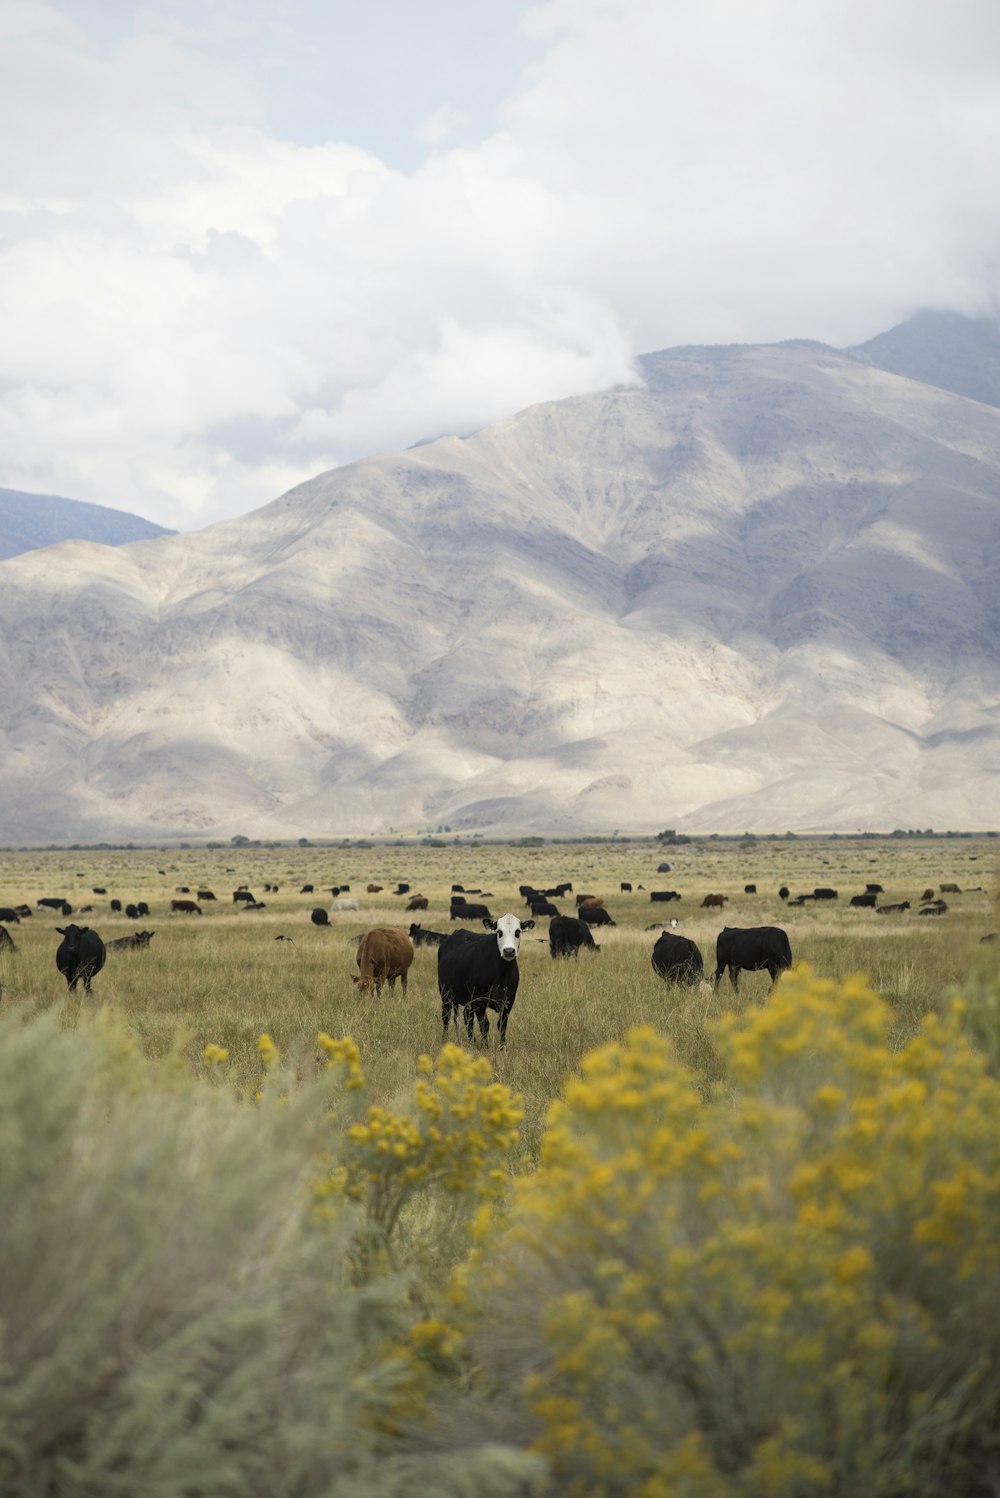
[
  {"left": 575, "top": 894, "right": 603, "bottom": 908},
  {"left": 171, "top": 899, "right": 202, "bottom": 914},
  {"left": 701, "top": 894, "right": 728, "bottom": 909},
  {"left": 353, "top": 927, "right": 414, "bottom": 996},
  {"left": 367, "top": 884, "right": 383, "bottom": 893},
  {"left": 405, "top": 894, "right": 429, "bottom": 911},
  {"left": 921, "top": 889, "right": 935, "bottom": 902}
]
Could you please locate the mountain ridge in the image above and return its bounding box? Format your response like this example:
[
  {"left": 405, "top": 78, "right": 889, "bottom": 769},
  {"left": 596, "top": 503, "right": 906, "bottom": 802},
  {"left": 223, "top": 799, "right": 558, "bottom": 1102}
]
[{"left": 1, "top": 317, "right": 998, "bottom": 841}]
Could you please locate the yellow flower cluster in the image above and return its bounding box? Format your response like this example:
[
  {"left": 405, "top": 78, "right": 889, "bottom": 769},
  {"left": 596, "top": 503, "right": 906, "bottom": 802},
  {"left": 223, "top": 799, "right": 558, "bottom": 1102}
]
[
  {"left": 202, "top": 1043, "right": 229, "bottom": 1066},
  {"left": 316, "top": 1032, "right": 365, "bottom": 1089},
  {"left": 256, "top": 1032, "right": 280, "bottom": 1066},
  {"left": 474, "top": 966, "right": 1000, "bottom": 1497}
]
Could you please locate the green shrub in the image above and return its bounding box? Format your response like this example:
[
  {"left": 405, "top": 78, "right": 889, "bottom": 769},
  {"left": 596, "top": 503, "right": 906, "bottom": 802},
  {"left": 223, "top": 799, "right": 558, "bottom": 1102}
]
[{"left": 0, "top": 1009, "right": 541, "bottom": 1498}]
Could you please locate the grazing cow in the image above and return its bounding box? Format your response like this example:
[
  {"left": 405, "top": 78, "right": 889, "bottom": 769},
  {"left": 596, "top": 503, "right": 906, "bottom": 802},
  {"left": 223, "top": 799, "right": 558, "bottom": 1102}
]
[
  {"left": 919, "top": 902, "right": 947, "bottom": 917},
  {"left": 714, "top": 926, "right": 792, "bottom": 993},
  {"left": 232, "top": 890, "right": 256, "bottom": 904},
  {"left": 865, "top": 883, "right": 884, "bottom": 894},
  {"left": 0, "top": 925, "right": 17, "bottom": 953},
  {"left": 125, "top": 903, "right": 141, "bottom": 919},
  {"left": 438, "top": 914, "right": 534, "bottom": 1047},
  {"left": 107, "top": 930, "right": 156, "bottom": 950},
  {"left": 450, "top": 901, "right": 492, "bottom": 921},
  {"left": 877, "top": 902, "right": 911, "bottom": 914},
  {"left": 578, "top": 905, "right": 615, "bottom": 927},
  {"left": 651, "top": 931, "right": 704, "bottom": 984},
  {"left": 620, "top": 882, "right": 632, "bottom": 893},
  {"left": 650, "top": 890, "right": 681, "bottom": 903},
  {"left": 136, "top": 901, "right": 150, "bottom": 917},
  {"left": 452, "top": 884, "right": 465, "bottom": 893},
  {"left": 13, "top": 906, "right": 31, "bottom": 918},
  {"left": 408, "top": 924, "right": 450, "bottom": 947},
  {"left": 657, "top": 863, "right": 672, "bottom": 873},
  {"left": 110, "top": 899, "right": 123, "bottom": 913},
  {"left": 171, "top": 899, "right": 202, "bottom": 914},
  {"left": 332, "top": 897, "right": 360, "bottom": 912},
  {"left": 311, "top": 908, "right": 331, "bottom": 926},
  {"left": 813, "top": 888, "right": 838, "bottom": 901},
  {"left": 367, "top": 884, "right": 383, "bottom": 894},
  {"left": 353, "top": 927, "right": 414, "bottom": 997},
  {"left": 744, "top": 884, "right": 757, "bottom": 895},
  {"left": 701, "top": 894, "right": 727, "bottom": 909},
  {"left": 394, "top": 883, "right": 411, "bottom": 895},
  {"left": 240, "top": 902, "right": 267, "bottom": 911},
  {"left": 921, "top": 889, "right": 935, "bottom": 903},
  {"left": 176, "top": 886, "right": 190, "bottom": 894},
  {"left": 575, "top": 894, "right": 602, "bottom": 908},
  {"left": 300, "top": 884, "right": 315, "bottom": 894},
  {"left": 38, "top": 897, "right": 71, "bottom": 913},
  {"left": 530, "top": 899, "right": 559, "bottom": 918},
  {"left": 553, "top": 882, "right": 573, "bottom": 896},
  {"left": 940, "top": 883, "right": 962, "bottom": 894},
  {"left": 0, "top": 907, "right": 21, "bottom": 924},
  {"left": 778, "top": 886, "right": 790, "bottom": 901},
  {"left": 849, "top": 893, "right": 878, "bottom": 908},
  {"left": 55, "top": 925, "right": 107, "bottom": 992},
  {"left": 548, "top": 914, "right": 600, "bottom": 958},
  {"left": 405, "top": 895, "right": 429, "bottom": 911},
  {"left": 197, "top": 889, "right": 217, "bottom": 901}
]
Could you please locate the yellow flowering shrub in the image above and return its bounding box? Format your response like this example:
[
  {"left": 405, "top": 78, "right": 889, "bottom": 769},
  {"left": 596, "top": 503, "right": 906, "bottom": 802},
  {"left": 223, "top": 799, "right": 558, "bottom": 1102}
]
[
  {"left": 314, "top": 1039, "right": 524, "bottom": 1266},
  {"left": 466, "top": 967, "right": 1000, "bottom": 1498}
]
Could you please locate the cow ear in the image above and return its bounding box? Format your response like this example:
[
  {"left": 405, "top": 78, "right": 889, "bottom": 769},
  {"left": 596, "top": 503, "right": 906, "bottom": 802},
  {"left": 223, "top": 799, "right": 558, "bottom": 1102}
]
[
  {"left": 56, "top": 926, "right": 66, "bottom": 935},
  {"left": 521, "top": 919, "right": 535, "bottom": 930},
  {"left": 483, "top": 918, "right": 497, "bottom": 930}
]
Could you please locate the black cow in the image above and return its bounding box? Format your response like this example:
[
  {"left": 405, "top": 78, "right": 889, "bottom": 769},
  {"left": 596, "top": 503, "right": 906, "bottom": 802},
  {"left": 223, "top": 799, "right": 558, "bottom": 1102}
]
[
  {"left": 849, "top": 893, "right": 878, "bottom": 908},
  {"left": 197, "top": 889, "right": 217, "bottom": 901},
  {"left": 107, "top": 930, "right": 156, "bottom": 950},
  {"left": 578, "top": 905, "right": 615, "bottom": 927},
  {"left": 0, "top": 925, "right": 17, "bottom": 953},
  {"left": 778, "top": 886, "right": 790, "bottom": 901},
  {"left": 650, "top": 890, "right": 681, "bottom": 902},
  {"left": 865, "top": 883, "right": 884, "bottom": 895},
  {"left": 311, "top": 908, "right": 331, "bottom": 926},
  {"left": 408, "top": 924, "right": 450, "bottom": 947},
  {"left": 714, "top": 926, "right": 792, "bottom": 993},
  {"left": 39, "top": 897, "right": 72, "bottom": 914},
  {"left": 530, "top": 899, "right": 559, "bottom": 918},
  {"left": 55, "top": 925, "right": 106, "bottom": 992},
  {"left": 0, "top": 907, "right": 21, "bottom": 923},
  {"left": 233, "top": 889, "right": 256, "bottom": 904},
  {"left": 877, "top": 902, "right": 911, "bottom": 914},
  {"left": 651, "top": 931, "right": 704, "bottom": 984},
  {"left": 657, "top": 863, "right": 672, "bottom": 873},
  {"left": 136, "top": 901, "right": 150, "bottom": 917},
  {"left": 394, "top": 883, "right": 411, "bottom": 895},
  {"left": 110, "top": 899, "right": 123, "bottom": 913},
  {"left": 620, "top": 882, "right": 632, "bottom": 892},
  {"left": 438, "top": 914, "right": 534, "bottom": 1047},
  {"left": 450, "top": 901, "right": 492, "bottom": 921},
  {"left": 126, "top": 903, "right": 141, "bottom": 919},
  {"left": 813, "top": 888, "right": 838, "bottom": 900},
  {"left": 549, "top": 914, "right": 600, "bottom": 958},
  {"left": 744, "top": 884, "right": 757, "bottom": 894},
  {"left": 300, "top": 884, "right": 315, "bottom": 893},
  {"left": 553, "top": 882, "right": 573, "bottom": 896}
]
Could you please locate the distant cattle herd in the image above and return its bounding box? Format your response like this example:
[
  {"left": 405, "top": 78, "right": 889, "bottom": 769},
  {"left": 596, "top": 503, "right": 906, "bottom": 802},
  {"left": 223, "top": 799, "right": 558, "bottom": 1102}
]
[{"left": 0, "top": 864, "right": 996, "bottom": 1050}]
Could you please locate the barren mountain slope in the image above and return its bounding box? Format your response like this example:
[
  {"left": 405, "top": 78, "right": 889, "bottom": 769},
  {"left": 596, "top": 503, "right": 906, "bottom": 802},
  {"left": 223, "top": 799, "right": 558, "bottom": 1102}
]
[{"left": 1, "top": 338, "right": 997, "bottom": 841}]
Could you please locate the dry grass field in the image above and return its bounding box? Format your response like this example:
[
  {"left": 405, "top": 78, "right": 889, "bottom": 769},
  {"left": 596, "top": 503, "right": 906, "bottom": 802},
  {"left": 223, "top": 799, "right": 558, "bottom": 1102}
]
[{"left": 2, "top": 835, "right": 996, "bottom": 1154}]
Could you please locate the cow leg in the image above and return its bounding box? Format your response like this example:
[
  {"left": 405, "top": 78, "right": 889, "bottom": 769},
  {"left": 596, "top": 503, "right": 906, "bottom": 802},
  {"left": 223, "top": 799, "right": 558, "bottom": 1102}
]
[
  {"left": 463, "top": 1004, "right": 478, "bottom": 1045},
  {"left": 441, "top": 995, "right": 454, "bottom": 1041},
  {"left": 497, "top": 1002, "right": 512, "bottom": 1048},
  {"left": 400, "top": 972, "right": 407, "bottom": 995},
  {"left": 729, "top": 967, "right": 740, "bottom": 994},
  {"left": 713, "top": 963, "right": 726, "bottom": 989}
]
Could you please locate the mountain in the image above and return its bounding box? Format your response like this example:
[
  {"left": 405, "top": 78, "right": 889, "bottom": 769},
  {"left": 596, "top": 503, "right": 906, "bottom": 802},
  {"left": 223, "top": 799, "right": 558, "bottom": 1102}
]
[
  {"left": 847, "top": 309, "right": 1000, "bottom": 409},
  {"left": 0, "top": 487, "right": 174, "bottom": 561},
  {"left": 0, "top": 329, "right": 998, "bottom": 841}
]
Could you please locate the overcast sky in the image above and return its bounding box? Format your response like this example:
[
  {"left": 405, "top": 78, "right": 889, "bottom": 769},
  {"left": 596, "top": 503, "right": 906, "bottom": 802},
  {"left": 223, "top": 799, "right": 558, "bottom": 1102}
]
[{"left": 2, "top": 0, "right": 999, "bottom": 530}]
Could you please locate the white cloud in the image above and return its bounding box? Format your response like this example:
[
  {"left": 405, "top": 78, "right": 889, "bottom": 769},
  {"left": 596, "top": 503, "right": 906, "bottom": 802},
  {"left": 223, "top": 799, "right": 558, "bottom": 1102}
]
[{"left": 1, "top": 0, "right": 999, "bottom": 529}]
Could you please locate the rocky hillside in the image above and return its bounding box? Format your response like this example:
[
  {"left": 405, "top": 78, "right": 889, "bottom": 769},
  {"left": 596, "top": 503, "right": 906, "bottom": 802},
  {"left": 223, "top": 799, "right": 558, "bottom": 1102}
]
[{"left": 1, "top": 325, "right": 997, "bottom": 841}]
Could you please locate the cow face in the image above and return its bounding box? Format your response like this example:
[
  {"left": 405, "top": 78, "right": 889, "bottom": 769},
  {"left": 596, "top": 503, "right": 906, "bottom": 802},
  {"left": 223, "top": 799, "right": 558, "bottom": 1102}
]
[{"left": 483, "top": 913, "right": 535, "bottom": 961}]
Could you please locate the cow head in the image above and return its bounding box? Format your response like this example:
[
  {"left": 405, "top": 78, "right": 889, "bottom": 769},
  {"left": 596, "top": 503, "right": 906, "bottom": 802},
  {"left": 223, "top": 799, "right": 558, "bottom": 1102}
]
[{"left": 483, "top": 913, "right": 534, "bottom": 961}]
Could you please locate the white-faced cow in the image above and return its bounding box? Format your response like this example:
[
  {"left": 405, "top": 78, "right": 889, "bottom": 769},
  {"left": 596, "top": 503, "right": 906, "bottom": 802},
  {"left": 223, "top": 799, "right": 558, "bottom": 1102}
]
[
  {"left": 438, "top": 914, "right": 534, "bottom": 1047},
  {"left": 714, "top": 926, "right": 792, "bottom": 994},
  {"left": 55, "top": 925, "right": 107, "bottom": 992},
  {"left": 651, "top": 930, "right": 704, "bottom": 984}
]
